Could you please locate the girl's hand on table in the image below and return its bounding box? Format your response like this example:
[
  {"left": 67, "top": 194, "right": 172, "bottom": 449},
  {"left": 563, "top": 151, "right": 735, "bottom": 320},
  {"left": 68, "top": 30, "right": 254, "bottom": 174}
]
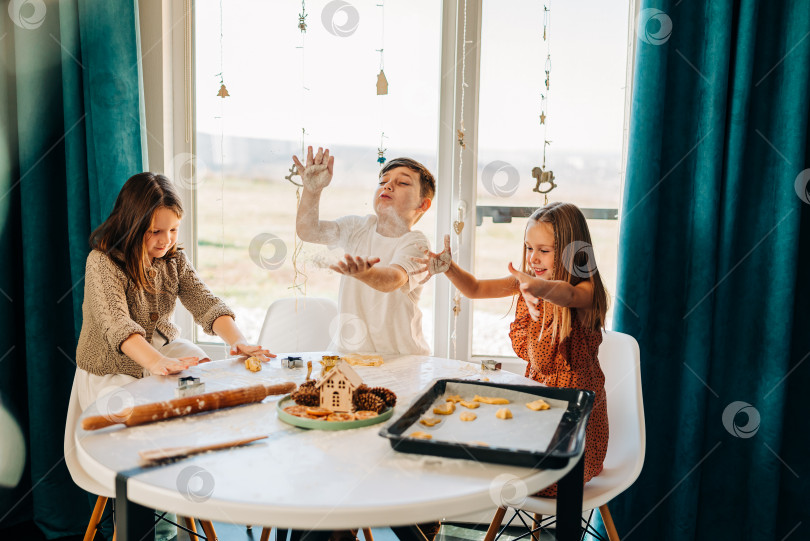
[
  {"left": 411, "top": 234, "right": 452, "bottom": 284},
  {"left": 230, "top": 343, "right": 276, "bottom": 362},
  {"left": 149, "top": 356, "right": 199, "bottom": 375}
]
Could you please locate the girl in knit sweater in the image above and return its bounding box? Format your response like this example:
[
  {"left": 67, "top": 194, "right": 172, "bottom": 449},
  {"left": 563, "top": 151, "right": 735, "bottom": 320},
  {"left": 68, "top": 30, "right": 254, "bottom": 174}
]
[{"left": 75, "top": 172, "right": 273, "bottom": 410}]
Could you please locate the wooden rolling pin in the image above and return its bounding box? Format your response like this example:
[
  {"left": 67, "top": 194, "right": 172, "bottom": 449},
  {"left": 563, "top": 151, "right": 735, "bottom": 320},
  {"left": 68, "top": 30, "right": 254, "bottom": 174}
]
[{"left": 82, "top": 382, "right": 295, "bottom": 430}]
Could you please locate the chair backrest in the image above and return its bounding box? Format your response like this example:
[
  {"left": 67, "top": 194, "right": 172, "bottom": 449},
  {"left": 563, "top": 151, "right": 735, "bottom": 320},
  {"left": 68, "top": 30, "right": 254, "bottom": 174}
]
[
  {"left": 64, "top": 369, "right": 114, "bottom": 497},
  {"left": 258, "top": 297, "right": 339, "bottom": 353},
  {"left": 598, "top": 330, "right": 646, "bottom": 487}
]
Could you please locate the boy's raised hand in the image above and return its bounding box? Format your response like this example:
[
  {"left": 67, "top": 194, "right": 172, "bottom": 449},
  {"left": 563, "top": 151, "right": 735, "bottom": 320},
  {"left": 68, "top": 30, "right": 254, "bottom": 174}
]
[
  {"left": 293, "top": 146, "right": 334, "bottom": 192},
  {"left": 330, "top": 254, "right": 381, "bottom": 278},
  {"left": 410, "top": 234, "right": 452, "bottom": 285}
]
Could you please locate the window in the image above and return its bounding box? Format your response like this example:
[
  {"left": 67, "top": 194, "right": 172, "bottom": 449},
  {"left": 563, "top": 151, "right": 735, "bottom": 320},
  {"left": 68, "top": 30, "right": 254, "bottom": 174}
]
[
  {"left": 472, "top": 0, "right": 628, "bottom": 356},
  {"left": 193, "top": 0, "right": 441, "bottom": 347},
  {"left": 181, "top": 0, "right": 632, "bottom": 357}
]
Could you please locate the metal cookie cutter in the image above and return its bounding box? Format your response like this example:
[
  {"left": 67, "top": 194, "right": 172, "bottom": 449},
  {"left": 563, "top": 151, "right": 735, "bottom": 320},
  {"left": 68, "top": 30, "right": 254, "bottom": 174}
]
[
  {"left": 480, "top": 359, "right": 502, "bottom": 371},
  {"left": 175, "top": 376, "right": 205, "bottom": 398},
  {"left": 282, "top": 356, "right": 304, "bottom": 368}
]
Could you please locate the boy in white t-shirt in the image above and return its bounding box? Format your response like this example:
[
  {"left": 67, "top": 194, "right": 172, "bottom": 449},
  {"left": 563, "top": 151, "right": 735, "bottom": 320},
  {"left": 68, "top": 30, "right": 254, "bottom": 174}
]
[{"left": 294, "top": 146, "right": 436, "bottom": 355}]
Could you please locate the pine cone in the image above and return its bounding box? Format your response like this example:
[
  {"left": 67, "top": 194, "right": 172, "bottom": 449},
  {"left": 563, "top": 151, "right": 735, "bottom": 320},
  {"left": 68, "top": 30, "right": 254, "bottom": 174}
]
[
  {"left": 368, "top": 386, "right": 397, "bottom": 407},
  {"left": 353, "top": 391, "right": 385, "bottom": 413},
  {"left": 291, "top": 385, "right": 320, "bottom": 407},
  {"left": 299, "top": 379, "right": 316, "bottom": 389}
]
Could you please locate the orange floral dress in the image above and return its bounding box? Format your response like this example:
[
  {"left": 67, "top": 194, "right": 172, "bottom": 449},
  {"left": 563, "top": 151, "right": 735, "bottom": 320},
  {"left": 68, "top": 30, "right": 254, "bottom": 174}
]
[{"left": 509, "top": 296, "right": 609, "bottom": 497}]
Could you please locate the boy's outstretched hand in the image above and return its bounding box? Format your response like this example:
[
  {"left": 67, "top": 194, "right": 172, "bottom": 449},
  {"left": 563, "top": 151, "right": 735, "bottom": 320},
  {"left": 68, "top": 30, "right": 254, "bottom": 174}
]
[
  {"left": 330, "top": 254, "right": 381, "bottom": 278},
  {"left": 508, "top": 262, "right": 544, "bottom": 321},
  {"left": 410, "top": 234, "right": 452, "bottom": 284},
  {"left": 293, "top": 146, "right": 334, "bottom": 192}
]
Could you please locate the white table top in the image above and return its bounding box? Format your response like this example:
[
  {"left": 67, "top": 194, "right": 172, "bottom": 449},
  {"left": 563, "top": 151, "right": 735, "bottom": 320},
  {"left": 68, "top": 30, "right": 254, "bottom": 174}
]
[{"left": 75, "top": 353, "right": 579, "bottom": 529}]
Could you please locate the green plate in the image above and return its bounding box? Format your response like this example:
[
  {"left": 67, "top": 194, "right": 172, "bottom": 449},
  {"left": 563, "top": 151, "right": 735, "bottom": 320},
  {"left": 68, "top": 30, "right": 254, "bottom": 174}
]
[{"left": 276, "top": 396, "right": 394, "bottom": 430}]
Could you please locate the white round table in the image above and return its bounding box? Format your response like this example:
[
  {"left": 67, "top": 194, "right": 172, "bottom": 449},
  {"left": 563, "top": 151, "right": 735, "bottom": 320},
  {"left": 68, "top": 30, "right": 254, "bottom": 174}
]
[{"left": 74, "top": 353, "right": 585, "bottom": 539}]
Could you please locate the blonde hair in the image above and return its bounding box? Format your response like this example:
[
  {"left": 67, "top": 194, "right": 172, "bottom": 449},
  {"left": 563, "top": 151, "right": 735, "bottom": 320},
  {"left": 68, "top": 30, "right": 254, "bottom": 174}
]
[{"left": 521, "top": 202, "right": 609, "bottom": 343}]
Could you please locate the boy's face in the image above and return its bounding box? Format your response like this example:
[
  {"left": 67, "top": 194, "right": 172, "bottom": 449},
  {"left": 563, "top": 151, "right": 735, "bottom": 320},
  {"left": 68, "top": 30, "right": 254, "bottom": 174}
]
[{"left": 373, "top": 166, "right": 430, "bottom": 225}]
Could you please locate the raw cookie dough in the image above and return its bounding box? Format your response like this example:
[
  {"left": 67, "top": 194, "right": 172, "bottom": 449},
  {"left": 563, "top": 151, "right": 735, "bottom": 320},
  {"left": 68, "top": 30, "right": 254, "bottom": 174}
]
[
  {"left": 495, "top": 408, "right": 513, "bottom": 419},
  {"left": 474, "top": 395, "right": 510, "bottom": 405}
]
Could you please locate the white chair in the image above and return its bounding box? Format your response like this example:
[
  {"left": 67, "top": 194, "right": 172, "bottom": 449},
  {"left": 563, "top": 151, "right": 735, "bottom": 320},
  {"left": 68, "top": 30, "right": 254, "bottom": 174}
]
[
  {"left": 64, "top": 370, "right": 217, "bottom": 540},
  {"left": 258, "top": 297, "right": 339, "bottom": 352},
  {"left": 483, "top": 330, "right": 645, "bottom": 541}
]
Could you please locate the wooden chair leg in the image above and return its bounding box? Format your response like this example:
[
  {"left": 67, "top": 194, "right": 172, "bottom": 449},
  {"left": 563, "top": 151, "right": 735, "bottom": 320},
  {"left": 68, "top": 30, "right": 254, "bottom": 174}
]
[
  {"left": 599, "top": 504, "right": 619, "bottom": 541},
  {"left": 531, "top": 513, "right": 542, "bottom": 541},
  {"left": 199, "top": 520, "right": 218, "bottom": 541},
  {"left": 483, "top": 507, "right": 507, "bottom": 541},
  {"left": 361, "top": 527, "right": 374, "bottom": 541},
  {"left": 83, "top": 496, "right": 108, "bottom": 541},
  {"left": 260, "top": 527, "right": 273, "bottom": 541},
  {"left": 180, "top": 516, "right": 200, "bottom": 539}
]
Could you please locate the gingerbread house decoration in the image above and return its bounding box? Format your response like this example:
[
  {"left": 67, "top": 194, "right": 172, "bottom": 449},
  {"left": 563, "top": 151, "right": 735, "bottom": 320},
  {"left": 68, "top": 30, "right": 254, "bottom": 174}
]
[{"left": 315, "top": 360, "right": 363, "bottom": 413}]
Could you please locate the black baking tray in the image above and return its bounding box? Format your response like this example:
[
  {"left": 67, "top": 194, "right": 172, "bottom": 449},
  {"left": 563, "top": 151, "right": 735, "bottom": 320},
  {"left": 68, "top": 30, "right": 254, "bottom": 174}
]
[{"left": 379, "top": 379, "right": 594, "bottom": 469}]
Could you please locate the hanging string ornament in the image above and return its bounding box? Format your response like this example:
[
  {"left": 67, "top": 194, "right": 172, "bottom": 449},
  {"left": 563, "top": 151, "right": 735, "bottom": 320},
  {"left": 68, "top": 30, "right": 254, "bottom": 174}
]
[
  {"left": 376, "top": 69, "right": 389, "bottom": 95},
  {"left": 217, "top": 79, "right": 229, "bottom": 98},
  {"left": 288, "top": 4, "right": 310, "bottom": 296},
  {"left": 216, "top": 0, "right": 229, "bottom": 98},
  {"left": 375, "top": 1, "right": 388, "bottom": 165},
  {"left": 377, "top": 133, "right": 387, "bottom": 165},
  {"left": 532, "top": 1, "right": 556, "bottom": 205},
  {"left": 298, "top": 0, "right": 307, "bottom": 32},
  {"left": 448, "top": 0, "right": 473, "bottom": 356}
]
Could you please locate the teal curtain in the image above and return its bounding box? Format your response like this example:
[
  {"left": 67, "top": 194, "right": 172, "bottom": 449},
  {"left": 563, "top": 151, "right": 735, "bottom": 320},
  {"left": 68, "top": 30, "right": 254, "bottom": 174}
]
[
  {"left": 0, "top": 0, "right": 145, "bottom": 536},
  {"left": 608, "top": 0, "right": 810, "bottom": 538}
]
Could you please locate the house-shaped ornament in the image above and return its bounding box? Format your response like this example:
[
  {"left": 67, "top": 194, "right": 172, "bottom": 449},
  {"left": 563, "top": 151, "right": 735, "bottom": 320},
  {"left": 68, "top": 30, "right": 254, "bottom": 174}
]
[
  {"left": 315, "top": 360, "right": 364, "bottom": 413},
  {"left": 376, "top": 69, "right": 388, "bottom": 95}
]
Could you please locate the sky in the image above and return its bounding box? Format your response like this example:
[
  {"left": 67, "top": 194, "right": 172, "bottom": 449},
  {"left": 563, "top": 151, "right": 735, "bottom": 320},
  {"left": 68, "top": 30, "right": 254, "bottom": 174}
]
[{"left": 195, "top": 0, "right": 631, "bottom": 155}]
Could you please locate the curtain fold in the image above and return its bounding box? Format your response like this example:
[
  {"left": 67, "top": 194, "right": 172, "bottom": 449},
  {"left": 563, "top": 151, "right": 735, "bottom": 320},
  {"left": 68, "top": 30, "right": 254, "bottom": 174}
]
[
  {"left": 609, "top": 0, "right": 810, "bottom": 538},
  {"left": 0, "top": 0, "right": 145, "bottom": 536}
]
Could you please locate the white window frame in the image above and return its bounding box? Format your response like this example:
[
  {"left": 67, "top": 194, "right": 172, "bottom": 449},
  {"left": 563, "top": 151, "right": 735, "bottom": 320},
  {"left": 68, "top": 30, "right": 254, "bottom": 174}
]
[{"left": 139, "top": 0, "right": 638, "bottom": 362}]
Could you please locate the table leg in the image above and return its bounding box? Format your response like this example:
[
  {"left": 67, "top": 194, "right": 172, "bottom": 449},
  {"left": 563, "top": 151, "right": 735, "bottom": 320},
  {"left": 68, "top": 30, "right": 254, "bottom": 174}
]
[
  {"left": 554, "top": 452, "right": 584, "bottom": 541},
  {"left": 115, "top": 473, "right": 155, "bottom": 541}
]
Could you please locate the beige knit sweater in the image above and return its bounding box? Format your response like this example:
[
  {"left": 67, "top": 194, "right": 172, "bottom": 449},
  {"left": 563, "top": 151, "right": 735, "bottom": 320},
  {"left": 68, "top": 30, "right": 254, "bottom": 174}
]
[{"left": 76, "top": 249, "right": 235, "bottom": 378}]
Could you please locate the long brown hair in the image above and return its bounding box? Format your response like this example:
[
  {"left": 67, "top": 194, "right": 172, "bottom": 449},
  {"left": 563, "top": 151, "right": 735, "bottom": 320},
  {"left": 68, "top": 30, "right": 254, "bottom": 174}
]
[
  {"left": 89, "top": 172, "right": 184, "bottom": 291},
  {"left": 521, "top": 202, "right": 609, "bottom": 342}
]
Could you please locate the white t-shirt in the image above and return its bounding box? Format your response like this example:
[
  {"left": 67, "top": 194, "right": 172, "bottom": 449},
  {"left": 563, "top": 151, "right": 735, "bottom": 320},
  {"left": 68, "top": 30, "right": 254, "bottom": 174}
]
[{"left": 329, "top": 214, "right": 431, "bottom": 355}]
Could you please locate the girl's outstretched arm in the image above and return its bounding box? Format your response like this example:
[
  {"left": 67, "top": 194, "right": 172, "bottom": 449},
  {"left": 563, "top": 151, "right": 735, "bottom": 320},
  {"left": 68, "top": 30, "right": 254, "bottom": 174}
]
[
  {"left": 412, "top": 234, "right": 518, "bottom": 299},
  {"left": 508, "top": 263, "right": 594, "bottom": 309}
]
